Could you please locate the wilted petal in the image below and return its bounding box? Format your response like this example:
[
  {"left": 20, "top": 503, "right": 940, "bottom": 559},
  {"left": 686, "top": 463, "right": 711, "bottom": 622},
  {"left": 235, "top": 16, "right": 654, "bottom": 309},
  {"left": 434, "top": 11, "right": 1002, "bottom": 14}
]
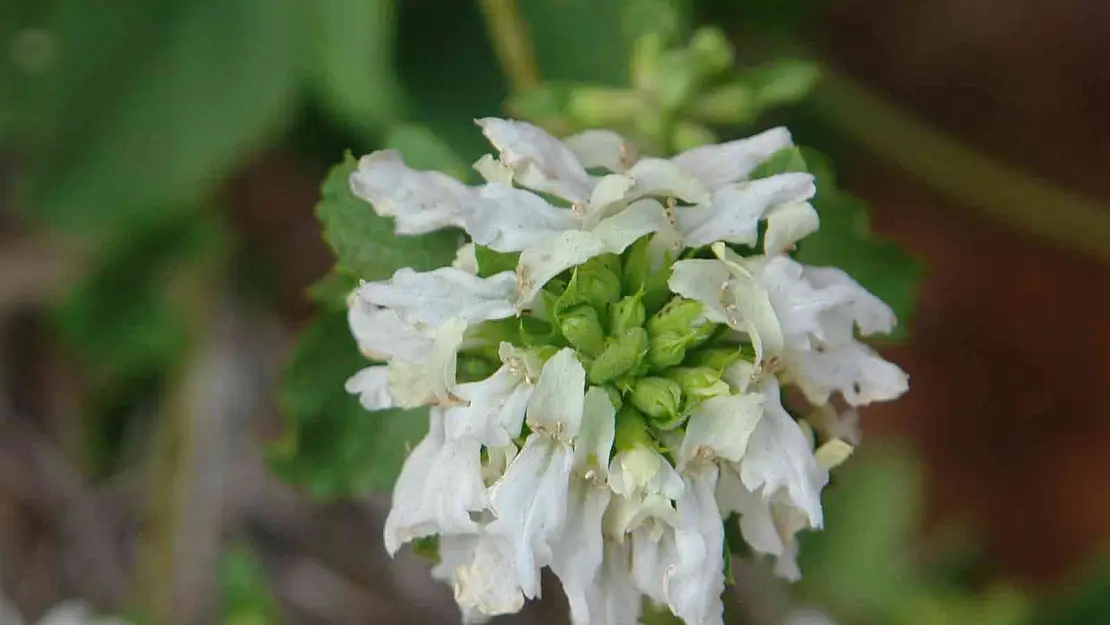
[
  {"left": 469, "top": 183, "right": 579, "bottom": 252},
  {"left": 738, "top": 377, "right": 827, "bottom": 528},
  {"left": 478, "top": 118, "right": 593, "bottom": 203},
  {"left": 383, "top": 409, "right": 485, "bottom": 554},
  {"left": 345, "top": 366, "right": 393, "bottom": 411},
  {"left": 350, "top": 150, "right": 474, "bottom": 235},
  {"left": 486, "top": 435, "right": 575, "bottom": 598},
  {"left": 670, "top": 127, "right": 793, "bottom": 191},
  {"left": 454, "top": 534, "right": 527, "bottom": 618},
  {"left": 564, "top": 129, "right": 637, "bottom": 173},
  {"left": 679, "top": 393, "right": 765, "bottom": 467},
  {"left": 360, "top": 267, "right": 517, "bottom": 326},
  {"left": 675, "top": 173, "right": 815, "bottom": 248}
]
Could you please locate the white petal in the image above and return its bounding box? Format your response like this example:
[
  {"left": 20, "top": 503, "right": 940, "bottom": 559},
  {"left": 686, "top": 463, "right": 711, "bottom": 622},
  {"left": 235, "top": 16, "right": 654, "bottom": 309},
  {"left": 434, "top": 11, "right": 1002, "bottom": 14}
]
[
  {"left": 764, "top": 201, "right": 819, "bottom": 255},
  {"left": 609, "top": 446, "right": 684, "bottom": 500},
  {"left": 755, "top": 256, "right": 846, "bottom": 349},
  {"left": 469, "top": 183, "right": 580, "bottom": 252},
  {"left": 383, "top": 409, "right": 485, "bottom": 554},
  {"left": 449, "top": 365, "right": 532, "bottom": 446},
  {"left": 453, "top": 534, "right": 527, "bottom": 618},
  {"left": 473, "top": 153, "right": 515, "bottom": 184},
  {"left": 516, "top": 200, "right": 665, "bottom": 304},
  {"left": 801, "top": 265, "right": 896, "bottom": 337},
  {"left": 787, "top": 341, "right": 908, "bottom": 407},
  {"left": 585, "top": 542, "right": 642, "bottom": 625},
  {"left": 627, "top": 157, "right": 712, "bottom": 205},
  {"left": 667, "top": 259, "right": 733, "bottom": 325},
  {"left": 360, "top": 267, "right": 517, "bottom": 326},
  {"left": 350, "top": 150, "right": 473, "bottom": 235},
  {"left": 384, "top": 318, "right": 466, "bottom": 408},
  {"left": 664, "top": 467, "right": 726, "bottom": 625},
  {"left": 577, "top": 386, "right": 616, "bottom": 475},
  {"left": 550, "top": 481, "right": 611, "bottom": 624},
  {"left": 486, "top": 435, "right": 575, "bottom": 598},
  {"left": 676, "top": 173, "right": 815, "bottom": 248},
  {"left": 526, "top": 348, "right": 586, "bottom": 438},
  {"left": 712, "top": 246, "right": 787, "bottom": 360},
  {"left": 453, "top": 242, "right": 480, "bottom": 274},
  {"left": 588, "top": 174, "right": 636, "bottom": 212},
  {"left": 739, "top": 378, "right": 827, "bottom": 528},
  {"left": 344, "top": 366, "right": 393, "bottom": 411},
  {"left": 671, "top": 127, "right": 794, "bottom": 191},
  {"left": 347, "top": 298, "right": 432, "bottom": 362},
  {"left": 477, "top": 118, "right": 593, "bottom": 203},
  {"left": 564, "top": 129, "right": 637, "bottom": 172},
  {"left": 715, "top": 466, "right": 782, "bottom": 556},
  {"left": 432, "top": 535, "right": 493, "bottom": 624},
  {"left": 679, "top": 393, "right": 765, "bottom": 467},
  {"left": 631, "top": 526, "right": 676, "bottom": 604}
]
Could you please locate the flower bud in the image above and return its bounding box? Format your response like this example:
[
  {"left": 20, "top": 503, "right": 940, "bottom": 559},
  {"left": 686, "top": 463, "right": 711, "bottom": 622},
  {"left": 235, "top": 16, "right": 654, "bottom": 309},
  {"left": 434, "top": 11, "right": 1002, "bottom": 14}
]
[
  {"left": 609, "top": 292, "right": 646, "bottom": 335},
  {"left": 688, "top": 27, "right": 734, "bottom": 77},
  {"left": 621, "top": 236, "right": 672, "bottom": 314},
  {"left": 629, "top": 377, "right": 684, "bottom": 423},
  {"left": 559, "top": 254, "right": 622, "bottom": 313},
  {"left": 647, "top": 297, "right": 704, "bottom": 336},
  {"left": 567, "top": 86, "right": 644, "bottom": 127},
  {"left": 560, "top": 304, "right": 606, "bottom": 357},
  {"left": 671, "top": 121, "right": 718, "bottom": 153},
  {"left": 685, "top": 346, "right": 750, "bottom": 371},
  {"left": 647, "top": 330, "right": 689, "bottom": 370},
  {"left": 688, "top": 82, "right": 757, "bottom": 125},
  {"left": 589, "top": 327, "right": 649, "bottom": 385},
  {"left": 614, "top": 405, "right": 654, "bottom": 452},
  {"left": 631, "top": 33, "right": 664, "bottom": 92},
  {"left": 664, "top": 366, "right": 731, "bottom": 400},
  {"left": 655, "top": 51, "right": 699, "bottom": 112}
]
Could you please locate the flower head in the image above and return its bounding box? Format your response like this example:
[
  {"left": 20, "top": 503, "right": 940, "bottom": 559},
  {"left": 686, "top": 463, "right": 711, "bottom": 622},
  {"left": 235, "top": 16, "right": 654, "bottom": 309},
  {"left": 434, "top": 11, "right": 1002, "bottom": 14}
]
[{"left": 344, "top": 118, "right": 907, "bottom": 625}]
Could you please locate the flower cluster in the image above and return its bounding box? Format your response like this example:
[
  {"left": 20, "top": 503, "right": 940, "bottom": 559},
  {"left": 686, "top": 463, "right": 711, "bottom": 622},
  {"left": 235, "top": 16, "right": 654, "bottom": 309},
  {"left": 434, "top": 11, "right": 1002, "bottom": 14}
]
[{"left": 344, "top": 118, "right": 907, "bottom": 625}]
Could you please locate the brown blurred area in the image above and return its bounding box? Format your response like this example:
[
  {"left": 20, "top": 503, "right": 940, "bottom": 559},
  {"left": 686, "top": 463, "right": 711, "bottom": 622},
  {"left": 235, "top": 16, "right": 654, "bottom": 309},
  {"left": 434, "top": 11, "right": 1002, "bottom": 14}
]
[{"left": 815, "top": 0, "right": 1110, "bottom": 585}]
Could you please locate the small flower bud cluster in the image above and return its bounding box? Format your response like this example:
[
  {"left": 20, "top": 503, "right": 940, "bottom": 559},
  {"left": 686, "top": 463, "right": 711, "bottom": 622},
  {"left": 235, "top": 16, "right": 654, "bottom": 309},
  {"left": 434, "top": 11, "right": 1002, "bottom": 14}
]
[{"left": 344, "top": 118, "right": 907, "bottom": 625}]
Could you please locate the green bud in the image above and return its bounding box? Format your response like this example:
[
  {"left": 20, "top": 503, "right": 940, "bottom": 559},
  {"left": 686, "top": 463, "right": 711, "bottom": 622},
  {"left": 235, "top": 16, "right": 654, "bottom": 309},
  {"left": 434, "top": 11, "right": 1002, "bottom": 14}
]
[
  {"left": 589, "top": 327, "right": 649, "bottom": 385},
  {"left": 749, "top": 59, "right": 821, "bottom": 109},
  {"left": 609, "top": 292, "right": 646, "bottom": 335},
  {"left": 671, "top": 121, "right": 718, "bottom": 153},
  {"left": 614, "top": 405, "right": 653, "bottom": 451},
  {"left": 560, "top": 304, "right": 606, "bottom": 357},
  {"left": 688, "top": 27, "right": 734, "bottom": 77},
  {"left": 648, "top": 330, "right": 690, "bottom": 370},
  {"left": 456, "top": 354, "right": 499, "bottom": 383},
  {"left": 567, "top": 86, "right": 645, "bottom": 127},
  {"left": 559, "top": 255, "right": 622, "bottom": 313},
  {"left": 629, "top": 377, "right": 684, "bottom": 423},
  {"left": 664, "top": 366, "right": 731, "bottom": 400},
  {"left": 647, "top": 298, "right": 705, "bottom": 337},
  {"left": 631, "top": 33, "right": 665, "bottom": 92},
  {"left": 688, "top": 82, "right": 757, "bottom": 125},
  {"left": 621, "top": 236, "right": 676, "bottom": 315},
  {"left": 685, "top": 346, "right": 747, "bottom": 371},
  {"left": 655, "top": 51, "right": 699, "bottom": 112}
]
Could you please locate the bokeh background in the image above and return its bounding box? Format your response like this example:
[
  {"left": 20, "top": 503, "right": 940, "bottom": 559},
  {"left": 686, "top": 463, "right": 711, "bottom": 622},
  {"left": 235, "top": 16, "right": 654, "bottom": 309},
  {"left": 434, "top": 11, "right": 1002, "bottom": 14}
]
[{"left": 1, "top": 0, "right": 1108, "bottom": 624}]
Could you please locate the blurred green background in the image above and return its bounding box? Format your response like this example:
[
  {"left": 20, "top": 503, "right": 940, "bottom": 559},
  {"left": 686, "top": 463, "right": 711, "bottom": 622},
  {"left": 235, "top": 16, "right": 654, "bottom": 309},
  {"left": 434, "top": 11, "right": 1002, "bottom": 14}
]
[{"left": 1, "top": 0, "right": 1109, "bottom": 624}]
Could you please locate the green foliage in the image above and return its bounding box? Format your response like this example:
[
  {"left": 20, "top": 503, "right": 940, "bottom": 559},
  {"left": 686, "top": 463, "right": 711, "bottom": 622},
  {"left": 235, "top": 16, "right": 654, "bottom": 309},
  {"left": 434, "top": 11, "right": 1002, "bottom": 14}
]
[
  {"left": 797, "top": 149, "right": 923, "bottom": 339},
  {"left": 306, "top": 268, "right": 360, "bottom": 311},
  {"left": 299, "top": 0, "right": 404, "bottom": 139},
  {"left": 22, "top": 0, "right": 298, "bottom": 233},
  {"left": 221, "top": 544, "right": 279, "bottom": 625},
  {"left": 269, "top": 308, "right": 429, "bottom": 497}
]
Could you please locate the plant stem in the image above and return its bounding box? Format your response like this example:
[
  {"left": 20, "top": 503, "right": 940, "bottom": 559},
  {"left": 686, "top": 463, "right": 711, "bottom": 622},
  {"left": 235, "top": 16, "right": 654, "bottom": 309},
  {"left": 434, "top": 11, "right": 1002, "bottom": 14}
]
[
  {"left": 478, "top": 0, "right": 541, "bottom": 93},
  {"left": 811, "top": 69, "right": 1110, "bottom": 261}
]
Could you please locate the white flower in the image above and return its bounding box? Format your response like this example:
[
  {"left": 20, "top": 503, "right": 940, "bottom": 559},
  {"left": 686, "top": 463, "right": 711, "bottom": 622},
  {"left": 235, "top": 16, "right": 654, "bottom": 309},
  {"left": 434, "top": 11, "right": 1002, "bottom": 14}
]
[
  {"left": 350, "top": 149, "right": 474, "bottom": 235},
  {"left": 485, "top": 348, "right": 586, "bottom": 599},
  {"left": 357, "top": 266, "right": 517, "bottom": 326},
  {"left": 448, "top": 532, "right": 526, "bottom": 619},
  {"left": 446, "top": 343, "right": 543, "bottom": 446},
  {"left": 607, "top": 445, "right": 684, "bottom": 539},
  {"left": 550, "top": 387, "right": 616, "bottom": 625},
  {"left": 664, "top": 466, "right": 727, "bottom": 625},
  {"left": 383, "top": 408, "right": 486, "bottom": 554},
  {"left": 716, "top": 465, "right": 807, "bottom": 581},
  {"left": 583, "top": 542, "right": 642, "bottom": 625}
]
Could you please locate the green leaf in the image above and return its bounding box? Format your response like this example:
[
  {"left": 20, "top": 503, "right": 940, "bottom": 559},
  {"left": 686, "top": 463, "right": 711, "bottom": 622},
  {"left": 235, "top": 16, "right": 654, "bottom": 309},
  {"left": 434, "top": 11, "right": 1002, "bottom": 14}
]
[
  {"left": 299, "top": 0, "right": 403, "bottom": 139},
  {"left": 221, "top": 544, "right": 279, "bottom": 625},
  {"left": 23, "top": 0, "right": 298, "bottom": 233},
  {"left": 749, "top": 146, "right": 809, "bottom": 179},
  {"left": 798, "top": 445, "right": 923, "bottom": 620},
  {"left": 797, "top": 149, "right": 922, "bottom": 340},
  {"left": 474, "top": 244, "right": 521, "bottom": 278},
  {"left": 306, "top": 267, "right": 360, "bottom": 311},
  {"left": 269, "top": 308, "right": 429, "bottom": 497},
  {"left": 316, "top": 156, "right": 460, "bottom": 280}
]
